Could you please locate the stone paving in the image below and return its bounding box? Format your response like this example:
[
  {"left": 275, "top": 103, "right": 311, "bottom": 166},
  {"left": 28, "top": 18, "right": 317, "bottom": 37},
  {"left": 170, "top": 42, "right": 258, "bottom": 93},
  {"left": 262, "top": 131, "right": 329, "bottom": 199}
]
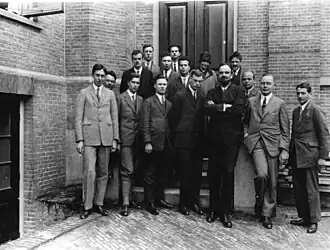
[{"left": 1, "top": 207, "right": 330, "bottom": 250}]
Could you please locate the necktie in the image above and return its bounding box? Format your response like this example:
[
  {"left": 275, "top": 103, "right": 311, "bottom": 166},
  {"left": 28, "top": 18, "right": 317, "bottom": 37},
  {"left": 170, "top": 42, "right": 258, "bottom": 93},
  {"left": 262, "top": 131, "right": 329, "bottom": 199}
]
[
  {"left": 174, "top": 63, "right": 177, "bottom": 72},
  {"left": 298, "top": 107, "right": 303, "bottom": 122},
  {"left": 132, "top": 94, "right": 135, "bottom": 102},
  {"left": 262, "top": 97, "right": 267, "bottom": 113},
  {"left": 97, "top": 87, "right": 100, "bottom": 102},
  {"left": 193, "top": 91, "right": 197, "bottom": 99},
  {"left": 162, "top": 95, "right": 165, "bottom": 104}
]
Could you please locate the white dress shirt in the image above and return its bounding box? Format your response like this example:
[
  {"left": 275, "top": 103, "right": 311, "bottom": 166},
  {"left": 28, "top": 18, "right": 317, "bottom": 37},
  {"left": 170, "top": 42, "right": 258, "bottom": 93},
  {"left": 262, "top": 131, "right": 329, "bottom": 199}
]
[
  {"left": 260, "top": 93, "right": 273, "bottom": 106},
  {"left": 156, "top": 93, "right": 165, "bottom": 104},
  {"left": 127, "top": 89, "right": 136, "bottom": 101}
]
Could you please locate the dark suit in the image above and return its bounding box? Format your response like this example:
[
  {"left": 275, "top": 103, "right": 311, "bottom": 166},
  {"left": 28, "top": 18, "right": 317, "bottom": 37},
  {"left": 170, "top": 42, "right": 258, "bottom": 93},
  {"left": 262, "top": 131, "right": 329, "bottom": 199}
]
[
  {"left": 205, "top": 83, "right": 246, "bottom": 214},
  {"left": 244, "top": 94, "right": 290, "bottom": 217},
  {"left": 117, "top": 90, "right": 143, "bottom": 205},
  {"left": 167, "top": 75, "right": 189, "bottom": 102},
  {"left": 120, "top": 67, "right": 154, "bottom": 99},
  {"left": 140, "top": 95, "right": 172, "bottom": 203},
  {"left": 289, "top": 101, "right": 330, "bottom": 223},
  {"left": 170, "top": 87, "right": 205, "bottom": 207},
  {"left": 75, "top": 85, "right": 119, "bottom": 210},
  {"left": 232, "top": 68, "right": 242, "bottom": 87},
  {"left": 143, "top": 60, "right": 160, "bottom": 79}
]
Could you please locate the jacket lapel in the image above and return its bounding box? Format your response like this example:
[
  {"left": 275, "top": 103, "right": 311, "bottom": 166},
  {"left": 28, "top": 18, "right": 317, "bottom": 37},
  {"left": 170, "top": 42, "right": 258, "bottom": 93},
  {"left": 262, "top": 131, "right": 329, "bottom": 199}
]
[
  {"left": 154, "top": 95, "right": 165, "bottom": 115},
  {"left": 88, "top": 85, "right": 99, "bottom": 106},
  {"left": 255, "top": 95, "right": 263, "bottom": 118},
  {"left": 298, "top": 101, "right": 312, "bottom": 125},
  {"left": 124, "top": 91, "right": 136, "bottom": 113},
  {"left": 186, "top": 87, "right": 197, "bottom": 108},
  {"left": 262, "top": 95, "right": 276, "bottom": 117}
]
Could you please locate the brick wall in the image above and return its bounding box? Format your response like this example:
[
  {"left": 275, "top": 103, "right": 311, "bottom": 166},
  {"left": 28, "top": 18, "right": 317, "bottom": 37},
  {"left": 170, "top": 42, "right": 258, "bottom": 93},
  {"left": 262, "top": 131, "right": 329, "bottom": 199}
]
[
  {"left": 0, "top": 10, "right": 64, "bottom": 75},
  {"left": 136, "top": 1, "right": 154, "bottom": 50}
]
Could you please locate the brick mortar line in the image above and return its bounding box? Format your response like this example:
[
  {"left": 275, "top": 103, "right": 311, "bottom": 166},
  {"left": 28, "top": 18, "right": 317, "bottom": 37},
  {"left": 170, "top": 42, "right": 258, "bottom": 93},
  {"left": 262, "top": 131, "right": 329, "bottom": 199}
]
[{"left": 29, "top": 215, "right": 102, "bottom": 250}]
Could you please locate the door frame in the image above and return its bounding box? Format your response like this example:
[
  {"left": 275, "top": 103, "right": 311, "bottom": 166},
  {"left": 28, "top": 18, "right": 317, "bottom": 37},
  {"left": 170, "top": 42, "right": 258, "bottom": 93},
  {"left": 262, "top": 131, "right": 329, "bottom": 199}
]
[{"left": 155, "top": 0, "right": 238, "bottom": 67}]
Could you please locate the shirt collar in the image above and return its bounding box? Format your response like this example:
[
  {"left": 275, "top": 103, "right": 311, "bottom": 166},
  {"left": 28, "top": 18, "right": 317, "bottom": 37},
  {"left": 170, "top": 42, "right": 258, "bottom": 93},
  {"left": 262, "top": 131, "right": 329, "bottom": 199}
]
[
  {"left": 301, "top": 100, "right": 310, "bottom": 111},
  {"left": 188, "top": 84, "right": 196, "bottom": 96},
  {"left": 127, "top": 89, "right": 135, "bottom": 98},
  {"left": 93, "top": 83, "right": 103, "bottom": 92},
  {"left": 164, "top": 68, "right": 172, "bottom": 77},
  {"left": 221, "top": 83, "right": 231, "bottom": 91},
  {"left": 134, "top": 67, "right": 142, "bottom": 75},
  {"left": 246, "top": 86, "right": 255, "bottom": 95},
  {"left": 155, "top": 93, "right": 165, "bottom": 103},
  {"left": 261, "top": 93, "right": 273, "bottom": 105}
]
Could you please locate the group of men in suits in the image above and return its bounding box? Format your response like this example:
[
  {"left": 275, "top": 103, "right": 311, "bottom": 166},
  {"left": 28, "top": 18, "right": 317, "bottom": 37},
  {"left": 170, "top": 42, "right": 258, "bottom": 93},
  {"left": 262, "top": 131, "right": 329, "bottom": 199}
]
[{"left": 75, "top": 47, "right": 329, "bottom": 234}]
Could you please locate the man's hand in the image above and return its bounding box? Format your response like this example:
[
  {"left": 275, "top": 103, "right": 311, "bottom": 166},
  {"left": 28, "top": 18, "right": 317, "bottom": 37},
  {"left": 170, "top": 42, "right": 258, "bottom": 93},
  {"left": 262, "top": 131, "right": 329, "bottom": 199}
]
[
  {"left": 145, "top": 143, "right": 153, "bottom": 154},
  {"left": 111, "top": 140, "right": 118, "bottom": 153},
  {"left": 279, "top": 149, "right": 289, "bottom": 166},
  {"left": 223, "top": 104, "right": 232, "bottom": 111},
  {"left": 207, "top": 100, "right": 215, "bottom": 105},
  {"left": 76, "top": 141, "right": 84, "bottom": 154},
  {"left": 317, "top": 158, "right": 326, "bottom": 167}
]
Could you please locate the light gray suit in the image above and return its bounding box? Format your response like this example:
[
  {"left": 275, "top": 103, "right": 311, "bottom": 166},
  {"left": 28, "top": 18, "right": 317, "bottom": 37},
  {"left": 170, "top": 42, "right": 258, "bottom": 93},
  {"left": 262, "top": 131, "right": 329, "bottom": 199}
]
[
  {"left": 244, "top": 94, "right": 290, "bottom": 217},
  {"left": 75, "top": 85, "right": 119, "bottom": 210},
  {"left": 117, "top": 90, "right": 143, "bottom": 205}
]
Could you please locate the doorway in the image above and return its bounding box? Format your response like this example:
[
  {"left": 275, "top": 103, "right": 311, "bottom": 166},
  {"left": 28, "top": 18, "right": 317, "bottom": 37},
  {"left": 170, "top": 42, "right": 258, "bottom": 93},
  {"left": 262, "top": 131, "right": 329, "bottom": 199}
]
[{"left": 0, "top": 94, "right": 20, "bottom": 244}]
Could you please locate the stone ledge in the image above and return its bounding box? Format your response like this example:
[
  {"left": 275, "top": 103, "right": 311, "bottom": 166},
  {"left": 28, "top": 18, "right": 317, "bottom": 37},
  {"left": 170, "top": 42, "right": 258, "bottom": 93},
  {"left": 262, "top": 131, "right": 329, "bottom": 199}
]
[{"left": 0, "top": 8, "right": 42, "bottom": 30}]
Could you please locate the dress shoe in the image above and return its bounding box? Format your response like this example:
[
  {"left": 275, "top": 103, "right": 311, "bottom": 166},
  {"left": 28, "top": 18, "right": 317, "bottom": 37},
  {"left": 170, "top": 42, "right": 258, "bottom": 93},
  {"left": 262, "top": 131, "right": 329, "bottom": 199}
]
[
  {"left": 155, "top": 199, "right": 174, "bottom": 209},
  {"left": 206, "top": 212, "right": 218, "bottom": 223},
  {"left": 130, "top": 200, "right": 142, "bottom": 209},
  {"left": 179, "top": 204, "right": 190, "bottom": 215},
  {"left": 307, "top": 223, "right": 318, "bottom": 234},
  {"left": 94, "top": 205, "right": 108, "bottom": 216},
  {"left": 262, "top": 216, "right": 273, "bottom": 229},
  {"left": 120, "top": 205, "right": 129, "bottom": 217},
  {"left": 220, "top": 214, "right": 232, "bottom": 228},
  {"left": 146, "top": 202, "right": 159, "bottom": 215},
  {"left": 80, "top": 209, "right": 91, "bottom": 219},
  {"left": 290, "top": 218, "right": 308, "bottom": 226},
  {"left": 190, "top": 204, "right": 203, "bottom": 215}
]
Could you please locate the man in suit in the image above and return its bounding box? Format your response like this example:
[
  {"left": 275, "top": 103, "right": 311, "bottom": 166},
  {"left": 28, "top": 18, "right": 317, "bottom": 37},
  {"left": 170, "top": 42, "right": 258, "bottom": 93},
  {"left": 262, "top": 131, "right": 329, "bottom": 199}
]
[
  {"left": 104, "top": 70, "right": 117, "bottom": 91},
  {"left": 140, "top": 75, "right": 174, "bottom": 215},
  {"left": 289, "top": 81, "right": 329, "bottom": 234},
  {"left": 75, "top": 64, "right": 119, "bottom": 219},
  {"left": 229, "top": 51, "right": 243, "bottom": 87},
  {"left": 199, "top": 51, "right": 218, "bottom": 97},
  {"left": 117, "top": 72, "right": 144, "bottom": 217},
  {"left": 169, "top": 44, "right": 181, "bottom": 73},
  {"left": 120, "top": 49, "right": 154, "bottom": 99},
  {"left": 205, "top": 63, "right": 246, "bottom": 228},
  {"left": 142, "top": 44, "right": 160, "bottom": 79},
  {"left": 170, "top": 69, "right": 205, "bottom": 216},
  {"left": 242, "top": 70, "right": 259, "bottom": 99},
  {"left": 160, "top": 51, "right": 179, "bottom": 83},
  {"left": 244, "top": 73, "right": 290, "bottom": 229},
  {"left": 167, "top": 56, "right": 191, "bottom": 102}
]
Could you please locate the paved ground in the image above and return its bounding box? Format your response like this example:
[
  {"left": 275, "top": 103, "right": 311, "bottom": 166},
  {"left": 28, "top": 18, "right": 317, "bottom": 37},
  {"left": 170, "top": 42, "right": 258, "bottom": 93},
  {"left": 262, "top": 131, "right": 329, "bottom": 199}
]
[{"left": 1, "top": 206, "right": 330, "bottom": 250}]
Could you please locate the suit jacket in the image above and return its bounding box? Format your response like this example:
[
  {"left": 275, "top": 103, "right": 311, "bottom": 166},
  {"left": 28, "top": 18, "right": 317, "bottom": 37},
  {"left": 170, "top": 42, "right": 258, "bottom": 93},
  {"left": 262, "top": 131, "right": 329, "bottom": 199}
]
[
  {"left": 289, "top": 101, "right": 330, "bottom": 169},
  {"left": 170, "top": 87, "right": 205, "bottom": 149},
  {"left": 232, "top": 68, "right": 242, "bottom": 87},
  {"left": 140, "top": 95, "right": 172, "bottom": 151},
  {"left": 247, "top": 86, "right": 260, "bottom": 99},
  {"left": 205, "top": 83, "right": 246, "bottom": 146},
  {"left": 244, "top": 94, "right": 290, "bottom": 157},
  {"left": 162, "top": 68, "right": 180, "bottom": 83},
  {"left": 120, "top": 67, "right": 154, "bottom": 99},
  {"left": 167, "top": 75, "right": 189, "bottom": 102},
  {"left": 75, "top": 85, "right": 119, "bottom": 146},
  {"left": 143, "top": 60, "right": 160, "bottom": 79},
  {"left": 117, "top": 90, "right": 143, "bottom": 147}
]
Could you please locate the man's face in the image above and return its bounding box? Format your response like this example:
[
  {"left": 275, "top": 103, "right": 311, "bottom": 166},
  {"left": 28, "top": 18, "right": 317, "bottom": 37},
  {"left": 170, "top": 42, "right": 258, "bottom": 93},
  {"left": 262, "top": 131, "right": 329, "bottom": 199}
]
[
  {"left": 128, "top": 77, "right": 140, "bottom": 94},
  {"left": 229, "top": 57, "right": 241, "bottom": 72},
  {"left": 93, "top": 69, "right": 105, "bottom": 87},
  {"left": 296, "top": 87, "right": 311, "bottom": 105},
  {"left": 143, "top": 46, "right": 153, "bottom": 62},
  {"left": 161, "top": 56, "right": 172, "bottom": 70},
  {"left": 179, "top": 60, "right": 190, "bottom": 76},
  {"left": 170, "top": 46, "right": 181, "bottom": 61},
  {"left": 260, "top": 75, "right": 275, "bottom": 96},
  {"left": 190, "top": 75, "right": 203, "bottom": 91},
  {"left": 218, "top": 65, "right": 233, "bottom": 86},
  {"left": 104, "top": 74, "right": 116, "bottom": 90},
  {"left": 242, "top": 72, "right": 255, "bottom": 90},
  {"left": 132, "top": 53, "right": 143, "bottom": 69},
  {"left": 200, "top": 61, "right": 210, "bottom": 72},
  {"left": 154, "top": 78, "right": 167, "bottom": 95}
]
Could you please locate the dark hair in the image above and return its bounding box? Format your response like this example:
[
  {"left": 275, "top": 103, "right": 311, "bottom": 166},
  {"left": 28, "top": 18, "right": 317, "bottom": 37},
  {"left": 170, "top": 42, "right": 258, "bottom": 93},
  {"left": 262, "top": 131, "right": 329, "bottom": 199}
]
[
  {"left": 128, "top": 72, "right": 140, "bottom": 82},
  {"left": 160, "top": 51, "right": 171, "bottom": 59},
  {"left": 131, "top": 49, "right": 142, "bottom": 58},
  {"left": 178, "top": 56, "right": 191, "bottom": 66},
  {"left": 229, "top": 51, "right": 242, "bottom": 62},
  {"left": 168, "top": 44, "right": 182, "bottom": 53},
  {"left": 243, "top": 69, "right": 256, "bottom": 80},
  {"left": 142, "top": 44, "right": 153, "bottom": 52},
  {"left": 296, "top": 80, "right": 312, "bottom": 93},
  {"left": 199, "top": 51, "right": 212, "bottom": 63},
  {"left": 105, "top": 70, "right": 117, "bottom": 81},
  {"left": 190, "top": 69, "right": 203, "bottom": 78},
  {"left": 154, "top": 74, "right": 167, "bottom": 83},
  {"left": 92, "top": 64, "right": 106, "bottom": 75},
  {"left": 218, "top": 63, "right": 233, "bottom": 74}
]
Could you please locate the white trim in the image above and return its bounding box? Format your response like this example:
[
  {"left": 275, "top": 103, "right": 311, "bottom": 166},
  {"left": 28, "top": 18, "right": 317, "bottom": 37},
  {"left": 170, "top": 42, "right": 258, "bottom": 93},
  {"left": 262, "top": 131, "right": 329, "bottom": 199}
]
[
  {"left": 153, "top": 2, "right": 159, "bottom": 64},
  {"left": 320, "top": 76, "right": 330, "bottom": 87},
  {"left": 233, "top": 0, "right": 238, "bottom": 51},
  {"left": 19, "top": 100, "right": 24, "bottom": 237}
]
